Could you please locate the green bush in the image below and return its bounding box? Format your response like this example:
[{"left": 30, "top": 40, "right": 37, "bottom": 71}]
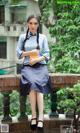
[
  {"left": 57, "top": 82, "right": 80, "bottom": 132},
  {"left": 10, "top": 91, "right": 19, "bottom": 116}
]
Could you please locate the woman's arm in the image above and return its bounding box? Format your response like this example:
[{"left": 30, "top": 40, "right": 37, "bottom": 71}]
[
  {"left": 41, "top": 35, "right": 50, "bottom": 62},
  {"left": 21, "top": 49, "right": 39, "bottom": 58},
  {"left": 16, "top": 34, "right": 39, "bottom": 59},
  {"left": 29, "top": 35, "right": 50, "bottom": 66},
  {"left": 21, "top": 51, "right": 31, "bottom": 58},
  {"left": 16, "top": 34, "right": 25, "bottom": 59}
]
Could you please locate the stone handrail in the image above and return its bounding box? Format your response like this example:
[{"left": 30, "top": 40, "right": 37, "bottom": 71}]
[{"left": 0, "top": 73, "right": 80, "bottom": 91}]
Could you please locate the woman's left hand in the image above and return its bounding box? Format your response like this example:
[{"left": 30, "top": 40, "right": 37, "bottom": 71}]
[
  {"left": 29, "top": 58, "right": 39, "bottom": 66},
  {"left": 29, "top": 56, "right": 45, "bottom": 66}
]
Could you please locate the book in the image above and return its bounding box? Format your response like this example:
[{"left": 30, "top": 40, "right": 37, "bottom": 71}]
[{"left": 29, "top": 51, "right": 40, "bottom": 61}]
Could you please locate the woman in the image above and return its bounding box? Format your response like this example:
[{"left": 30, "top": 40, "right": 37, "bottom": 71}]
[{"left": 16, "top": 15, "right": 51, "bottom": 131}]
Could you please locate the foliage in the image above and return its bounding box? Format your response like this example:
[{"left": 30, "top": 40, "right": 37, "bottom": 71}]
[
  {"left": 10, "top": 0, "right": 21, "bottom": 4},
  {"left": 57, "top": 83, "right": 80, "bottom": 113},
  {"left": 48, "top": 4, "right": 80, "bottom": 73},
  {"left": 38, "top": 1, "right": 80, "bottom": 73},
  {"left": 44, "top": 94, "right": 51, "bottom": 114},
  {"left": 57, "top": 82, "right": 80, "bottom": 132},
  {"left": 10, "top": 91, "right": 19, "bottom": 116},
  {"left": 38, "top": 0, "right": 56, "bottom": 27}
]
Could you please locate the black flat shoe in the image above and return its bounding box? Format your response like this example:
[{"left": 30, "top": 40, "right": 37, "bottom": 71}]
[
  {"left": 37, "top": 120, "right": 44, "bottom": 132},
  {"left": 30, "top": 118, "right": 37, "bottom": 131}
]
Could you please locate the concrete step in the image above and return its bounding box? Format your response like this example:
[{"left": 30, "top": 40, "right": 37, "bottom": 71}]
[{"left": 0, "top": 114, "right": 72, "bottom": 133}]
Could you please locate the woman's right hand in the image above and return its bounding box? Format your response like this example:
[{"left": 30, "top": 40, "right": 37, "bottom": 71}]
[
  {"left": 29, "top": 49, "right": 39, "bottom": 55},
  {"left": 21, "top": 49, "right": 39, "bottom": 58}
]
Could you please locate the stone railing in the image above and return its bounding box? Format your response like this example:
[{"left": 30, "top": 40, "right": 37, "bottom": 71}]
[
  {"left": 0, "top": 24, "right": 25, "bottom": 37},
  {"left": 0, "top": 73, "right": 80, "bottom": 122}
]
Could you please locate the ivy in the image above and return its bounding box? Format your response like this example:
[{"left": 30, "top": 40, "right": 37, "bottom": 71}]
[
  {"left": 10, "top": 0, "right": 21, "bottom": 4},
  {"left": 48, "top": 4, "right": 80, "bottom": 73}
]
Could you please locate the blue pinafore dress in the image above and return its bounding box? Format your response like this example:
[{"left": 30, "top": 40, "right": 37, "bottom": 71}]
[{"left": 16, "top": 33, "right": 51, "bottom": 95}]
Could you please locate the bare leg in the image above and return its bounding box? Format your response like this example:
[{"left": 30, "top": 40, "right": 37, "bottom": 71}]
[
  {"left": 37, "top": 92, "right": 44, "bottom": 127},
  {"left": 29, "top": 90, "right": 37, "bottom": 124}
]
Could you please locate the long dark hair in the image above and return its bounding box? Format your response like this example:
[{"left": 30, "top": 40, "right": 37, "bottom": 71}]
[{"left": 22, "top": 15, "right": 40, "bottom": 50}]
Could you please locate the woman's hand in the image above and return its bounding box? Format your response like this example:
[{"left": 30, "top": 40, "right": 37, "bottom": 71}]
[
  {"left": 21, "top": 49, "right": 39, "bottom": 58},
  {"left": 29, "top": 49, "right": 39, "bottom": 55},
  {"left": 29, "top": 56, "right": 45, "bottom": 66},
  {"left": 29, "top": 58, "right": 38, "bottom": 66}
]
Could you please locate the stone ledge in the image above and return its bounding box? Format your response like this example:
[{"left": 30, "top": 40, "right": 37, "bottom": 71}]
[
  {"left": 0, "top": 114, "right": 73, "bottom": 133},
  {"left": 0, "top": 74, "right": 80, "bottom": 92}
]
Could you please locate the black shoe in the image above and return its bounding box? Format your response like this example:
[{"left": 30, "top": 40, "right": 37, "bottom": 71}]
[
  {"left": 37, "top": 120, "right": 44, "bottom": 132},
  {"left": 30, "top": 118, "right": 37, "bottom": 131}
]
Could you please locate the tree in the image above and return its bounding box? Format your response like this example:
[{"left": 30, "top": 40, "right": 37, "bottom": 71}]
[
  {"left": 38, "top": 1, "right": 80, "bottom": 73},
  {"left": 38, "top": 0, "right": 57, "bottom": 28}
]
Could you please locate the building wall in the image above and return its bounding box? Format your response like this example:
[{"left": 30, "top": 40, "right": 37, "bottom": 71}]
[
  {"left": 26, "top": 0, "right": 40, "bottom": 18},
  {"left": 0, "top": 0, "right": 53, "bottom": 74}
]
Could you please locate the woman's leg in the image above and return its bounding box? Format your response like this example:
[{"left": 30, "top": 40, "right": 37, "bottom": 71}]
[
  {"left": 29, "top": 90, "right": 37, "bottom": 124},
  {"left": 37, "top": 92, "right": 44, "bottom": 127}
]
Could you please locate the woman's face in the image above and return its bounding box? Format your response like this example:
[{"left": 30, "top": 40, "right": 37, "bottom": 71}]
[{"left": 27, "top": 18, "right": 39, "bottom": 34}]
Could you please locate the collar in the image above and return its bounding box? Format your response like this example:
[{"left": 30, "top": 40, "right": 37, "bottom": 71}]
[{"left": 28, "top": 31, "right": 37, "bottom": 37}]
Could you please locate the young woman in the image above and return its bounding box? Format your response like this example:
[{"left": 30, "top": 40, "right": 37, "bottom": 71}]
[{"left": 16, "top": 15, "right": 51, "bottom": 131}]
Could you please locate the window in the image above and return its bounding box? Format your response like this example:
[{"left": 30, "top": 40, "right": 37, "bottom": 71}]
[
  {"left": 10, "top": 6, "right": 27, "bottom": 23},
  {"left": 0, "top": 37, "right": 7, "bottom": 59},
  {"left": 13, "top": 25, "right": 16, "bottom": 31},
  {"left": 7, "top": 26, "right": 10, "bottom": 31},
  {"left": 0, "top": 5, "right": 4, "bottom": 23}
]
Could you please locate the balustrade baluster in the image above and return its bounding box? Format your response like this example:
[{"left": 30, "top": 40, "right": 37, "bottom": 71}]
[
  {"left": 49, "top": 90, "right": 59, "bottom": 118},
  {"left": 2, "top": 92, "right": 12, "bottom": 122}
]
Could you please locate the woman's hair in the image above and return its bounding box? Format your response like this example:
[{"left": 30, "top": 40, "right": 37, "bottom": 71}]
[{"left": 22, "top": 15, "right": 40, "bottom": 50}]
